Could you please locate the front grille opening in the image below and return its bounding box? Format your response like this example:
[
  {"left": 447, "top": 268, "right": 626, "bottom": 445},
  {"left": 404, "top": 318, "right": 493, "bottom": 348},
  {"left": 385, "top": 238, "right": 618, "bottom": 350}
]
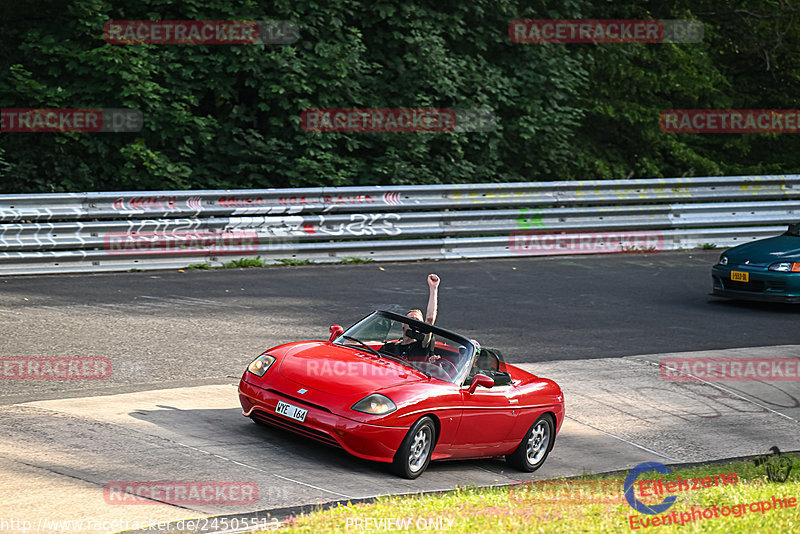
[
  {"left": 722, "top": 279, "right": 765, "bottom": 292},
  {"left": 251, "top": 410, "right": 341, "bottom": 449}
]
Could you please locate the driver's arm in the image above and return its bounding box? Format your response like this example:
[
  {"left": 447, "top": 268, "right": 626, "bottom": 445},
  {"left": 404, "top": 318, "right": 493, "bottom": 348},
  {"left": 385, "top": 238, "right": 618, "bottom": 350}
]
[{"left": 423, "top": 274, "right": 439, "bottom": 347}]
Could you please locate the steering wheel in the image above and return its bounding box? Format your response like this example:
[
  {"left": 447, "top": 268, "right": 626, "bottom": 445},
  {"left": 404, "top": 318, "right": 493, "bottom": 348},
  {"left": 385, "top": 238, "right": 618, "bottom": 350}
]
[{"left": 428, "top": 357, "right": 459, "bottom": 380}]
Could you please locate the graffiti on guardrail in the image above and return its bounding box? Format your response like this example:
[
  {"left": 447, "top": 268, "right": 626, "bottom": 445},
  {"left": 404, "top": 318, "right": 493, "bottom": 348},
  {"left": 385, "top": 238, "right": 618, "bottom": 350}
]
[
  {"left": 574, "top": 184, "right": 693, "bottom": 200},
  {"left": 313, "top": 214, "right": 401, "bottom": 236},
  {"left": 2, "top": 177, "right": 799, "bottom": 274},
  {"left": 111, "top": 196, "right": 204, "bottom": 213},
  {"left": 324, "top": 194, "right": 379, "bottom": 206},
  {"left": 218, "top": 195, "right": 309, "bottom": 214},
  {"left": 224, "top": 214, "right": 401, "bottom": 237},
  {"left": 517, "top": 208, "right": 546, "bottom": 229},
  {"left": 451, "top": 191, "right": 532, "bottom": 203},
  {"left": 214, "top": 192, "right": 393, "bottom": 215}
]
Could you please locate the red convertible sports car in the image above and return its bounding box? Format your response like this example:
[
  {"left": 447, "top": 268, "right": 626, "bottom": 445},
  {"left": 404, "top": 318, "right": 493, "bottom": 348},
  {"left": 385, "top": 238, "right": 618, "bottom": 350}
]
[{"left": 238, "top": 310, "right": 564, "bottom": 478}]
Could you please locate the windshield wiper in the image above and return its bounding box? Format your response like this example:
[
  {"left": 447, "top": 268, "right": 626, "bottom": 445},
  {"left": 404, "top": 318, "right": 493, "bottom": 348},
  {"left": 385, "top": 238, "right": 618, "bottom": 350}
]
[
  {"left": 402, "top": 359, "right": 432, "bottom": 378},
  {"left": 377, "top": 352, "right": 432, "bottom": 378},
  {"left": 341, "top": 335, "right": 383, "bottom": 358}
]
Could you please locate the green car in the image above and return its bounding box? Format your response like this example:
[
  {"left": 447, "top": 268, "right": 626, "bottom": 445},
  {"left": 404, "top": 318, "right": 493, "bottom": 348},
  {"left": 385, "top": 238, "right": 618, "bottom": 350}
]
[{"left": 712, "top": 223, "right": 800, "bottom": 303}]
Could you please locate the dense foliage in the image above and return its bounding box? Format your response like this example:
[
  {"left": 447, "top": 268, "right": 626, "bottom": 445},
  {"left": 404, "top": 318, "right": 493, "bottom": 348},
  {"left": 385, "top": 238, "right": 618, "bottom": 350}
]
[{"left": 0, "top": 0, "right": 798, "bottom": 193}]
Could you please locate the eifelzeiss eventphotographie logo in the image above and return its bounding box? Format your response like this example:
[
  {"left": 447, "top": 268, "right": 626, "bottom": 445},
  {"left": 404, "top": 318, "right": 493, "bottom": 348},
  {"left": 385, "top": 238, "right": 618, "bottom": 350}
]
[
  {"left": 624, "top": 460, "right": 740, "bottom": 518},
  {"left": 620, "top": 461, "right": 796, "bottom": 530},
  {"left": 623, "top": 462, "right": 678, "bottom": 515}
]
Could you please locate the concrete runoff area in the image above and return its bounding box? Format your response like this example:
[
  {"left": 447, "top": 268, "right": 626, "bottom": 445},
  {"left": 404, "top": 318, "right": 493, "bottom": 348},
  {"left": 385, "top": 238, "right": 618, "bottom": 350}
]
[
  {"left": 524, "top": 346, "right": 800, "bottom": 462},
  {"left": 1, "top": 346, "right": 797, "bottom": 533}
]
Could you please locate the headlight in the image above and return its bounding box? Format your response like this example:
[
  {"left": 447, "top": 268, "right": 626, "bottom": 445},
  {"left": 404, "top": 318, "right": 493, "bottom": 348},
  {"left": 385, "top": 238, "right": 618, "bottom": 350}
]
[
  {"left": 719, "top": 255, "right": 728, "bottom": 265},
  {"left": 768, "top": 262, "right": 800, "bottom": 272},
  {"left": 247, "top": 354, "right": 276, "bottom": 377},
  {"left": 351, "top": 394, "right": 397, "bottom": 415}
]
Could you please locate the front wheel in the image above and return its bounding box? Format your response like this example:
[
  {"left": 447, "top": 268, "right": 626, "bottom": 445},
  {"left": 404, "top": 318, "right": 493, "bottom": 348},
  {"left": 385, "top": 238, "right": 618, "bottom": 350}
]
[
  {"left": 392, "top": 416, "right": 436, "bottom": 479},
  {"left": 506, "top": 414, "right": 554, "bottom": 472}
]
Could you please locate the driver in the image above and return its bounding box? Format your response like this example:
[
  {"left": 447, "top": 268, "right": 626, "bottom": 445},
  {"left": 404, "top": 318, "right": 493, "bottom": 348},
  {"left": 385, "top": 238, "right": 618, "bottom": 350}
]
[{"left": 380, "top": 274, "right": 440, "bottom": 361}]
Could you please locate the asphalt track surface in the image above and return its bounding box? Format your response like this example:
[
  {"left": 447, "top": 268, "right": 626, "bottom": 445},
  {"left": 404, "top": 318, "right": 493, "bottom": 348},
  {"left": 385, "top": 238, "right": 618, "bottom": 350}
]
[
  {"left": 1, "top": 250, "right": 799, "bottom": 532},
  {"left": 1, "top": 249, "right": 799, "bottom": 404}
]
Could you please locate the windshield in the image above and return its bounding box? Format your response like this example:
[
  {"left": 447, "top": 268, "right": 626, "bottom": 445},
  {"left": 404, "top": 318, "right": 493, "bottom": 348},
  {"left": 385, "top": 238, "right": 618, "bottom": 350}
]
[
  {"left": 334, "top": 310, "right": 477, "bottom": 385},
  {"left": 785, "top": 223, "right": 800, "bottom": 237}
]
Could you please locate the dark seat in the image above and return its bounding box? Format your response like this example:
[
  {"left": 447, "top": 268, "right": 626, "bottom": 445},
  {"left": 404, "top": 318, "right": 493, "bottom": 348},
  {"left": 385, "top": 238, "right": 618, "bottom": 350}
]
[{"left": 469, "top": 347, "right": 512, "bottom": 386}]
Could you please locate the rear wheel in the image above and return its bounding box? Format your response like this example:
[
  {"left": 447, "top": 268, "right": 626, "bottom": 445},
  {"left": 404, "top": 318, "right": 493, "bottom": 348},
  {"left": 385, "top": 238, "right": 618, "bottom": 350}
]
[
  {"left": 392, "top": 416, "right": 435, "bottom": 479},
  {"left": 506, "top": 414, "right": 554, "bottom": 472}
]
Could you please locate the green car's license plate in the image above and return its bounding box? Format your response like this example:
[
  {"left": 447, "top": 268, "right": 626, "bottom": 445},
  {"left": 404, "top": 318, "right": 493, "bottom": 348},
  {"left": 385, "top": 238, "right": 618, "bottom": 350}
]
[{"left": 731, "top": 271, "right": 749, "bottom": 282}]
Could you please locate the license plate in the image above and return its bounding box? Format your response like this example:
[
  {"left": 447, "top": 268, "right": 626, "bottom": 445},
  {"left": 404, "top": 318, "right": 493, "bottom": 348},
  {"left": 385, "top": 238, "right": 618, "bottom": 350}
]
[
  {"left": 731, "top": 271, "right": 749, "bottom": 282},
  {"left": 275, "top": 400, "right": 307, "bottom": 422}
]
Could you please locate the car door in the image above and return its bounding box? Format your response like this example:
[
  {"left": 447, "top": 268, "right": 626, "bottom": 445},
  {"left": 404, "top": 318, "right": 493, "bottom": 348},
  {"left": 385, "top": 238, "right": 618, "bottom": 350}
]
[{"left": 447, "top": 381, "right": 520, "bottom": 456}]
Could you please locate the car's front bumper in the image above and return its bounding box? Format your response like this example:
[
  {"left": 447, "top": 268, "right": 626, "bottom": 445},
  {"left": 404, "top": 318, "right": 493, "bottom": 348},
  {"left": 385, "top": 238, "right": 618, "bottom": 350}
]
[
  {"left": 711, "top": 265, "right": 800, "bottom": 303},
  {"left": 239, "top": 378, "right": 408, "bottom": 463}
]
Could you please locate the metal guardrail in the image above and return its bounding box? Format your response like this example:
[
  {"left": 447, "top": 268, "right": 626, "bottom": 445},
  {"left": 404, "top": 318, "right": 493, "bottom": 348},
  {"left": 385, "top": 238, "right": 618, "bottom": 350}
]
[{"left": 1, "top": 175, "right": 799, "bottom": 275}]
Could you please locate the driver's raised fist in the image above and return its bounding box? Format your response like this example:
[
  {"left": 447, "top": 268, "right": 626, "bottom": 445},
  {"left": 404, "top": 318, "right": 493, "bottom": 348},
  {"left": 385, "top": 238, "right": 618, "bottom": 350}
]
[{"left": 428, "top": 273, "right": 440, "bottom": 288}]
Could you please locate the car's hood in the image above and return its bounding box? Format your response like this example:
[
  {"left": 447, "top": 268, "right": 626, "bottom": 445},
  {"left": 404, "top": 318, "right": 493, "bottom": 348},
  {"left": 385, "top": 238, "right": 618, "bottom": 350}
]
[
  {"left": 724, "top": 235, "right": 800, "bottom": 266},
  {"left": 278, "top": 341, "right": 426, "bottom": 395}
]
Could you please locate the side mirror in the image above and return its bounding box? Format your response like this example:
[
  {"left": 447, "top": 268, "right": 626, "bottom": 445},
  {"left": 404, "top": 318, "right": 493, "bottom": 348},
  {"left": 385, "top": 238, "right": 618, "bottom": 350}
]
[
  {"left": 329, "top": 325, "right": 344, "bottom": 342},
  {"left": 468, "top": 374, "right": 494, "bottom": 394}
]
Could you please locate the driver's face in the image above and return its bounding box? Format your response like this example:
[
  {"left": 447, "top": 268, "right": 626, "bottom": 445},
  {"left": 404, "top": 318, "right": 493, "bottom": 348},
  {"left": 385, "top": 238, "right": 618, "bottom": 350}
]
[
  {"left": 401, "top": 323, "right": 413, "bottom": 339},
  {"left": 401, "top": 322, "right": 424, "bottom": 343},
  {"left": 403, "top": 312, "right": 423, "bottom": 341}
]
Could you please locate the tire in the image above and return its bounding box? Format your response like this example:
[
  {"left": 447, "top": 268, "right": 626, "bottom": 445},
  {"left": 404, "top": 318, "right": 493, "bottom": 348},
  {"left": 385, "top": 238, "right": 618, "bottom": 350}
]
[
  {"left": 506, "top": 414, "right": 554, "bottom": 472},
  {"left": 392, "top": 416, "right": 436, "bottom": 479}
]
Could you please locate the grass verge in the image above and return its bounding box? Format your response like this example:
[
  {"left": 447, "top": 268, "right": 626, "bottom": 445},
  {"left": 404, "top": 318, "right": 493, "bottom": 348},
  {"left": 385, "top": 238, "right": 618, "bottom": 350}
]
[
  {"left": 183, "top": 256, "right": 375, "bottom": 269},
  {"left": 260, "top": 454, "right": 800, "bottom": 533}
]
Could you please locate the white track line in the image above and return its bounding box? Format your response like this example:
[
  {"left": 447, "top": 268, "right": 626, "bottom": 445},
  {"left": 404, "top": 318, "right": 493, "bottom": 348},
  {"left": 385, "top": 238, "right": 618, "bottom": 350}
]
[{"left": 564, "top": 415, "right": 680, "bottom": 462}]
